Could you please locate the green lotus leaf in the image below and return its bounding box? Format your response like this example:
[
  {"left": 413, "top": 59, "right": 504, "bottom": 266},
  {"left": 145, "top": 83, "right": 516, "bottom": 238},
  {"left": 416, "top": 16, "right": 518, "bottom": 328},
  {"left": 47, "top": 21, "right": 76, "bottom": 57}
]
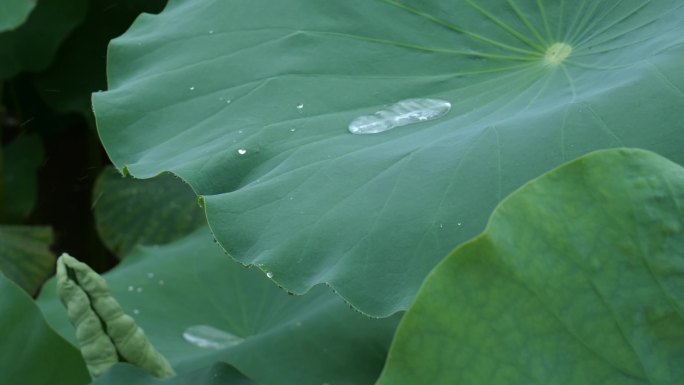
[
  {"left": 0, "top": 225, "right": 54, "bottom": 294},
  {"left": 93, "top": 0, "right": 684, "bottom": 316},
  {"left": 92, "top": 167, "right": 205, "bottom": 258},
  {"left": 0, "top": 272, "right": 89, "bottom": 385},
  {"left": 33, "top": 0, "right": 166, "bottom": 114},
  {"left": 56, "top": 253, "right": 176, "bottom": 379},
  {"left": 38, "top": 227, "right": 400, "bottom": 385},
  {"left": 0, "top": 0, "right": 86, "bottom": 78},
  {"left": 2, "top": 134, "right": 43, "bottom": 222},
  {"left": 0, "top": 0, "right": 35, "bottom": 32},
  {"left": 377, "top": 148, "right": 684, "bottom": 385},
  {"left": 90, "top": 362, "right": 255, "bottom": 385}
]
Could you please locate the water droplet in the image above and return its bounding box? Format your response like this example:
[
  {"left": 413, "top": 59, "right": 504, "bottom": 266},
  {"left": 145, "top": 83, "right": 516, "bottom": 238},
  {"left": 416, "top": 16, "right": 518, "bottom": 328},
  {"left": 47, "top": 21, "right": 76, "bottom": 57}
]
[
  {"left": 237, "top": 148, "right": 247, "bottom": 155},
  {"left": 189, "top": 86, "right": 195, "bottom": 91},
  {"left": 136, "top": 287, "right": 143, "bottom": 293},
  {"left": 158, "top": 280, "right": 165, "bottom": 285},
  {"left": 208, "top": 30, "right": 214, "bottom": 34},
  {"left": 457, "top": 222, "right": 462, "bottom": 226},
  {"left": 128, "top": 285, "right": 134, "bottom": 291},
  {"left": 266, "top": 271, "right": 274, "bottom": 279},
  {"left": 238, "top": 130, "right": 243, "bottom": 134},
  {"left": 147, "top": 272, "right": 155, "bottom": 278},
  {"left": 439, "top": 223, "right": 444, "bottom": 229},
  {"left": 133, "top": 309, "right": 140, "bottom": 315},
  {"left": 182, "top": 325, "right": 243, "bottom": 350},
  {"left": 296, "top": 103, "right": 304, "bottom": 111},
  {"left": 295, "top": 321, "right": 302, "bottom": 327},
  {"left": 348, "top": 98, "right": 451, "bottom": 134},
  {"left": 226, "top": 99, "right": 232, "bottom": 104},
  {"left": 290, "top": 128, "right": 296, "bottom": 132},
  {"left": 289, "top": 196, "right": 294, "bottom": 200}
]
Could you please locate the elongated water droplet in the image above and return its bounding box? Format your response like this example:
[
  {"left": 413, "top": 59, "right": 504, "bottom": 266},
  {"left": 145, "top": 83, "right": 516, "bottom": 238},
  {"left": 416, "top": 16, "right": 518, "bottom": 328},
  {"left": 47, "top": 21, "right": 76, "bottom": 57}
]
[
  {"left": 237, "top": 148, "right": 247, "bottom": 155},
  {"left": 208, "top": 30, "right": 214, "bottom": 34},
  {"left": 182, "top": 325, "right": 243, "bottom": 350},
  {"left": 189, "top": 86, "right": 195, "bottom": 91},
  {"left": 266, "top": 271, "right": 274, "bottom": 279},
  {"left": 296, "top": 103, "right": 304, "bottom": 110},
  {"left": 348, "top": 98, "right": 451, "bottom": 134}
]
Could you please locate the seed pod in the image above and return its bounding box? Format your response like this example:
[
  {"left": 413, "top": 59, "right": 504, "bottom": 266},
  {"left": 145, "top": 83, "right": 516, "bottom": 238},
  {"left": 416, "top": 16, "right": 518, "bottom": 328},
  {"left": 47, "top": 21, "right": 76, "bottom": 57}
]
[{"left": 56, "top": 253, "right": 176, "bottom": 379}]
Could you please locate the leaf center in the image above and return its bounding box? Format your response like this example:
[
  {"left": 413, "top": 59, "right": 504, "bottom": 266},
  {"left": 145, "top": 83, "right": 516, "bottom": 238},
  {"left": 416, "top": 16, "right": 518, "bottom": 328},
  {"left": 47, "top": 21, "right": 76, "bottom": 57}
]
[{"left": 544, "top": 43, "right": 572, "bottom": 65}]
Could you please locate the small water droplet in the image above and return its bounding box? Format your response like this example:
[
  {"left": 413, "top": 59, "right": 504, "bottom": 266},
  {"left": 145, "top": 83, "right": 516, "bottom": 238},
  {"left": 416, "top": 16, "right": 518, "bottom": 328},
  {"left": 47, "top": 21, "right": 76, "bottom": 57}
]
[
  {"left": 296, "top": 103, "right": 304, "bottom": 111},
  {"left": 289, "top": 196, "right": 294, "bottom": 200},
  {"left": 226, "top": 99, "right": 232, "bottom": 104},
  {"left": 128, "top": 285, "right": 135, "bottom": 291},
  {"left": 158, "top": 280, "right": 165, "bottom": 285},
  {"left": 147, "top": 272, "right": 155, "bottom": 279},
  {"left": 457, "top": 222, "right": 462, "bottom": 226},
  {"left": 237, "top": 148, "right": 247, "bottom": 155},
  {"left": 238, "top": 130, "right": 243, "bottom": 134},
  {"left": 133, "top": 309, "right": 140, "bottom": 315},
  {"left": 136, "top": 287, "right": 143, "bottom": 293},
  {"left": 266, "top": 271, "right": 274, "bottom": 278},
  {"left": 208, "top": 30, "right": 214, "bottom": 34},
  {"left": 290, "top": 128, "right": 296, "bottom": 132},
  {"left": 296, "top": 321, "right": 302, "bottom": 327},
  {"left": 183, "top": 325, "right": 243, "bottom": 350},
  {"left": 348, "top": 98, "right": 451, "bottom": 134},
  {"left": 439, "top": 223, "right": 444, "bottom": 229},
  {"left": 189, "top": 86, "right": 195, "bottom": 91}
]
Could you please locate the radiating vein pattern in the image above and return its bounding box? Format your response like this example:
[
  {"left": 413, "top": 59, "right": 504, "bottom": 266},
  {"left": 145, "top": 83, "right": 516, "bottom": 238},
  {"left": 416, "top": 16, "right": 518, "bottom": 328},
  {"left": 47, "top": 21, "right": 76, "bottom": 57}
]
[{"left": 94, "top": 0, "right": 684, "bottom": 316}]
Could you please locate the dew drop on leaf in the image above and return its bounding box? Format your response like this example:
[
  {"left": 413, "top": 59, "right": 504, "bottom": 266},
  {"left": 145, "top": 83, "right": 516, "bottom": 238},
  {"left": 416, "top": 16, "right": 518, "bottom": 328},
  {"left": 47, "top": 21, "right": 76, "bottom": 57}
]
[
  {"left": 348, "top": 98, "right": 451, "bottom": 134},
  {"left": 182, "top": 325, "right": 243, "bottom": 350}
]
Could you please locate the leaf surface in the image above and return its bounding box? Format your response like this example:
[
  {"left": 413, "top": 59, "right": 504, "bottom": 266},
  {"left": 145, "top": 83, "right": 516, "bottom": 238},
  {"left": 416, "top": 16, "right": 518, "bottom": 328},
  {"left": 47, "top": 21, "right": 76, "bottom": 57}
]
[
  {"left": 90, "top": 363, "right": 255, "bottom": 385},
  {"left": 2, "top": 134, "right": 43, "bottom": 222},
  {"left": 0, "top": 0, "right": 86, "bottom": 77},
  {"left": 0, "top": 225, "right": 54, "bottom": 294},
  {"left": 0, "top": 0, "right": 35, "bottom": 32},
  {"left": 94, "top": 0, "right": 684, "bottom": 315},
  {"left": 0, "top": 272, "right": 89, "bottom": 385},
  {"left": 93, "top": 167, "right": 205, "bottom": 257},
  {"left": 377, "top": 148, "right": 684, "bottom": 385},
  {"left": 38, "top": 228, "right": 400, "bottom": 385}
]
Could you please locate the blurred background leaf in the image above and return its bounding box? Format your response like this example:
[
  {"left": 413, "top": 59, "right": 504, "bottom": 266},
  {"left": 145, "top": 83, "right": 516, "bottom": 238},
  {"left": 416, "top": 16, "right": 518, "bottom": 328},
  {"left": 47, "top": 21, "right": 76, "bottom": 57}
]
[
  {"left": 0, "top": 0, "right": 36, "bottom": 32},
  {"left": 0, "top": 225, "right": 54, "bottom": 294},
  {"left": 92, "top": 167, "right": 205, "bottom": 258}
]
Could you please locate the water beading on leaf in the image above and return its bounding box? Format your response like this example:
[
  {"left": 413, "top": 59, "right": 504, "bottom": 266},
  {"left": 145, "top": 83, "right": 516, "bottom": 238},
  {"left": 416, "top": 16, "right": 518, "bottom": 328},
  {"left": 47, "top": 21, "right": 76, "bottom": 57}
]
[
  {"left": 94, "top": 0, "right": 684, "bottom": 316},
  {"left": 56, "top": 253, "right": 175, "bottom": 379}
]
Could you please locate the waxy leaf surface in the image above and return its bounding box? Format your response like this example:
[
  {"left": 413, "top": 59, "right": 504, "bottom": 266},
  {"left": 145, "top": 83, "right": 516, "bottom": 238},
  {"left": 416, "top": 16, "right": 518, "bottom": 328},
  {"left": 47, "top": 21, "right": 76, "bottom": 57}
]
[
  {"left": 377, "top": 149, "right": 684, "bottom": 385},
  {"left": 94, "top": 0, "right": 684, "bottom": 315}
]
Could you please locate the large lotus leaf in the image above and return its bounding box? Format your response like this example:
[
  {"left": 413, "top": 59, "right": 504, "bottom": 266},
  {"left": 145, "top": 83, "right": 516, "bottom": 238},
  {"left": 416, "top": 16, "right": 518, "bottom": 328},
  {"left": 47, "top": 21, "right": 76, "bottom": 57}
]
[
  {"left": 0, "top": 225, "right": 54, "bottom": 294},
  {"left": 0, "top": 0, "right": 35, "bottom": 32},
  {"left": 33, "top": 0, "right": 166, "bottom": 114},
  {"left": 2, "top": 134, "right": 43, "bottom": 222},
  {"left": 38, "top": 227, "right": 400, "bottom": 385},
  {"left": 93, "top": 0, "right": 684, "bottom": 316},
  {"left": 93, "top": 167, "right": 205, "bottom": 257},
  {"left": 91, "top": 363, "right": 255, "bottom": 385},
  {"left": 0, "top": 272, "right": 90, "bottom": 385},
  {"left": 377, "top": 148, "right": 684, "bottom": 385},
  {"left": 0, "top": 0, "right": 86, "bottom": 78}
]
